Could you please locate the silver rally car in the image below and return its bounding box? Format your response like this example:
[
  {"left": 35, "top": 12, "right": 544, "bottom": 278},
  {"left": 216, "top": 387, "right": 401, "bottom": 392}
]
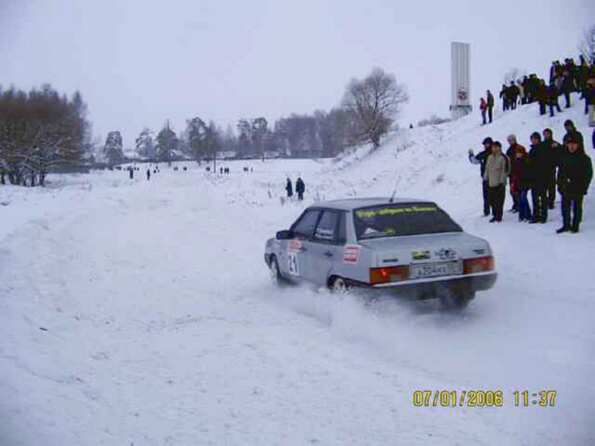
[{"left": 265, "top": 197, "right": 497, "bottom": 307}]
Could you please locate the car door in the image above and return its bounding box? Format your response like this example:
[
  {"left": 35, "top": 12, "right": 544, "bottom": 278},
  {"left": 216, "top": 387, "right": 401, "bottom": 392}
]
[
  {"left": 307, "top": 210, "right": 346, "bottom": 286},
  {"left": 283, "top": 208, "right": 321, "bottom": 282}
]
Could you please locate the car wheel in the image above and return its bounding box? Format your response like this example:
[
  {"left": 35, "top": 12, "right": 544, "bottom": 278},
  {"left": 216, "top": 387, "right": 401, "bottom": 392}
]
[
  {"left": 269, "top": 255, "right": 284, "bottom": 287},
  {"left": 329, "top": 276, "right": 349, "bottom": 293}
]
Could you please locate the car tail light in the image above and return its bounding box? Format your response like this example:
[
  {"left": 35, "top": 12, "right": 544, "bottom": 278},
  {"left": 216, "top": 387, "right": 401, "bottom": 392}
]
[
  {"left": 463, "top": 256, "right": 495, "bottom": 274},
  {"left": 369, "top": 266, "right": 409, "bottom": 285}
]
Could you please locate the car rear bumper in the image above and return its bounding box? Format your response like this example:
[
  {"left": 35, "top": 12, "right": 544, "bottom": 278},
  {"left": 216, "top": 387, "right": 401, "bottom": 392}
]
[{"left": 369, "top": 271, "right": 497, "bottom": 297}]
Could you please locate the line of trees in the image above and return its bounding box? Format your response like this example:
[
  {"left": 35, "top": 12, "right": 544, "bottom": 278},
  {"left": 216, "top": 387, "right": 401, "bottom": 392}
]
[
  {"left": 0, "top": 84, "right": 91, "bottom": 186},
  {"left": 2, "top": 67, "right": 408, "bottom": 184},
  {"left": 128, "top": 67, "right": 408, "bottom": 164}
]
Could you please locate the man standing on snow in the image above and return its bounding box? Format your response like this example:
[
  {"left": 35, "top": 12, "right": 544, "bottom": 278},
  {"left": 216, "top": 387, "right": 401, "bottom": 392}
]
[
  {"left": 499, "top": 84, "right": 509, "bottom": 111},
  {"left": 480, "top": 97, "right": 488, "bottom": 125},
  {"left": 542, "top": 128, "right": 562, "bottom": 209},
  {"left": 285, "top": 178, "right": 293, "bottom": 200},
  {"left": 468, "top": 137, "right": 494, "bottom": 217},
  {"left": 556, "top": 136, "right": 593, "bottom": 233},
  {"left": 483, "top": 141, "right": 510, "bottom": 222},
  {"left": 146, "top": 168, "right": 151, "bottom": 181},
  {"left": 505, "top": 135, "right": 526, "bottom": 213},
  {"left": 295, "top": 177, "right": 305, "bottom": 201},
  {"left": 528, "top": 132, "right": 550, "bottom": 223},
  {"left": 486, "top": 90, "right": 495, "bottom": 123}
]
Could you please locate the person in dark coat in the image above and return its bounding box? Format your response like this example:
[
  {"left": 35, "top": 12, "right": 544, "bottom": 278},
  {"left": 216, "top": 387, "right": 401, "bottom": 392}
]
[
  {"left": 468, "top": 137, "right": 493, "bottom": 216},
  {"left": 499, "top": 84, "right": 509, "bottom": 111},
  {"left": 479, "top": 97, "right": 488, "bottom": 125},
  {"left": 509, "top": 81, "right": 520, "bottom": 109},
  {"left": 128, "top": 167, "right": 134, "bottom": 179},
  {"left": 506, "top": 135, "right": 526, "bottom": 212},
  {"left": 512, "top": 148, "right": 532, "bottom": 221},
  {"left": 528, "top": 132, "right": 551, "bottom": 223},
  {"left": 146, "top": 168, "right": 151, "bottom": 181},
  {"left": 561, "top": 70, "right": 574, "bottom": 108},
  {"left": 486, "top": 90, "right": 494, "bottom": 123},
  {"left": 556, "top": 136, "right": 593, "bottom": 233},
  {"left": 285, "top": 178, "right": 293, "bottom": 199},
  {"left": 547, "top": 83, "right": 562, "bottom": 117},
  {"left": 542, "top": 128, "right": 562, "bottom": 208},
  {"left": 295, "top": 177, "right": 305, "bottom": 200},
  {"left": 536, "top": 79, "right": 548, "bottom": 116},
  {"left": 582, "top": 77, "right": 594, "bottom": 115},
  {"left": 562, "top": 120, "right": 584, "bottom": 152}
]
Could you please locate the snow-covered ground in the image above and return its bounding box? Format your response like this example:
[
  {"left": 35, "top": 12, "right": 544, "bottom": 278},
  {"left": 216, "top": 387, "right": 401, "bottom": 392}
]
[{"left": 1, "top": 98, "right": 594, "bottom": 445}]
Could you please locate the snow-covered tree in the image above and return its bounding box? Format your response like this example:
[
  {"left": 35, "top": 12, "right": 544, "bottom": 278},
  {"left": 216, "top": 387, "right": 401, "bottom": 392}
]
[
  {"left": 155, "top": 121, "right": 178, "bottom": 163},
  {"left": 135, "top": 128, "right": 155, "bottom": 159},
  {"left": 103, "top": 131, "right": 124, "bottom": 166}
]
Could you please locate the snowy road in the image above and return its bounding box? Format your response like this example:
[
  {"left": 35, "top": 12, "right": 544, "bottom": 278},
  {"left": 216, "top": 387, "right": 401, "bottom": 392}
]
[{"left": 2, "top": 105, "right": 595, "bottom": 445}]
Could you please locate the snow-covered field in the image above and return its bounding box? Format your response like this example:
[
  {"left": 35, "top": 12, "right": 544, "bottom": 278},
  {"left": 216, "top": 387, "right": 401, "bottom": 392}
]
[{"left": 1, "top": 100, "right": 594, "bottom": 445}]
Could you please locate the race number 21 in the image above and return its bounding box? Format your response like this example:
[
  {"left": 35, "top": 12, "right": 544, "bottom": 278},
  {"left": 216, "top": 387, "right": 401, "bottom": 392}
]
[{"left": 288, "top": 253, "right": 299, "bottom": 276}]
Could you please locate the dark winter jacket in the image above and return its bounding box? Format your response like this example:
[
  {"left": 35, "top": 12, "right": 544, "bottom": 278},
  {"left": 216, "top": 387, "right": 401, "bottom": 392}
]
[
  {"left": 506, "top": 144, "right": 527, "bottom": 192},
  {"left": 296, "top": 178, "right": 305, "bottom": 194},
  {"left": 529, "top": 142, "right": 555, "bottom": 188},
  {"left": 487, "top": 92, "right": 494, "bottom": 107},
  {"left": 542, "top": 139, "right": 563, "bottom": 172},
  {"left": 469, "top": 148, "right": 491, "bottom": 178},
  {"left": 286, "top": 180, "right": 293, "bottom": 197},
  {"left": 557, "top": 149, "right": 593, "bottom": 196}
]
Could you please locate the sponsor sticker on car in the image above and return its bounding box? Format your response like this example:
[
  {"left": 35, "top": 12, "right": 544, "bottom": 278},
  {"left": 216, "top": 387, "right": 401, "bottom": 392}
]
[{"left": 343, "top": 245, "right": 361, "bottom": 264}]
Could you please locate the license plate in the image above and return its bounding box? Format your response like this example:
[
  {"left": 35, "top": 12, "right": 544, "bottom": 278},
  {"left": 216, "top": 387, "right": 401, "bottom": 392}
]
[{"left": 410, "top": 261, "right": 462, "bottom": 279}]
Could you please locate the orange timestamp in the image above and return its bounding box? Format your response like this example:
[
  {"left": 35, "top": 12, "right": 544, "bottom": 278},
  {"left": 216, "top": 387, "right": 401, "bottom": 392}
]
[{"left": 412, "top": 390, "right": 557, "bottom": 408}]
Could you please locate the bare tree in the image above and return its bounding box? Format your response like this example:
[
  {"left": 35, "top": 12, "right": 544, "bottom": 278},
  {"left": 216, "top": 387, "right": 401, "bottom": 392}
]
[
  {"left": 578, "top": 24, "right": 595, "bottom": 63},
  {"left": 503, "top": 67, "right": 526, "bottom": 84},
  {"left": 342, "top": 68, "right": 408, "bottom": 148}
]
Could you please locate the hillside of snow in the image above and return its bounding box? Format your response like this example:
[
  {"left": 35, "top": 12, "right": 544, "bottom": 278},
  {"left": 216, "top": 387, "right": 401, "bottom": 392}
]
[{"left": 1, "top": 97, "right": 594, "bottom": 445}]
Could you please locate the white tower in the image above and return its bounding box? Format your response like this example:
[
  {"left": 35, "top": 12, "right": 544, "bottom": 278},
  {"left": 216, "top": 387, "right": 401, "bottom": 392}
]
[{"left": 450, "top": 42, "right": 472, "bottom": 120}]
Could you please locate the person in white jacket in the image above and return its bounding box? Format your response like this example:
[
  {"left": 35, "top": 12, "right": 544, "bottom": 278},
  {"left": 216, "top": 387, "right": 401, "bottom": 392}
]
[{"left": 483, "top": 141, "right": 510, "bottom": 222}]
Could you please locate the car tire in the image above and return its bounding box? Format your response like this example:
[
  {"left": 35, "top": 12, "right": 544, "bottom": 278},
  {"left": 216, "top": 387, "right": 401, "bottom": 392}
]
[
  {"left": 269, "top": 255, "right": 285, "bottom": 287},
  {"left": 329, "top": 276, "right": 350, "bottom": 294}
]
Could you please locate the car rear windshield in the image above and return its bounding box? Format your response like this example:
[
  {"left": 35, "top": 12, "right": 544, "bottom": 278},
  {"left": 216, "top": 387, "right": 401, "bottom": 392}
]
[{"left": 353, "top": 203, "right": 462, "bottom": 239}]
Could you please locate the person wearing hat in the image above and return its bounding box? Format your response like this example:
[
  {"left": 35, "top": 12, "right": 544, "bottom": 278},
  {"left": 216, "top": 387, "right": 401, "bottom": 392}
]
[
  {"left": 542, "top": 128, "right": 562, "bottom": 209},
  {"left": 505, "top": 134, "right": 526, "bottom": 213},
  {"left": 528, "top": 132, "right": 550, "bottom": 223},
  {"left": 556, "top": 135, "right": 593, "bottom": 233},
  {"left": 483, "top": 141, "right": 510, "bottom": 222},
  {"left": 562, "top": 120, "right": 584, "bottom": 152},
  {"left": 469, "top": 137, "right": 494, "bottom": 216}
]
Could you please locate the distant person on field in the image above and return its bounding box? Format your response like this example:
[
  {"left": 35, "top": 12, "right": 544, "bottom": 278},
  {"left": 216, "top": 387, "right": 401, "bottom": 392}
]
[
  {"left": 542, "top": 128, "right": 562, "bottom": 209},
  {"left": 486, "top": 90, "right": 494, "bottom": 123},
  {"left": 479, "top": 97, "right": 488, "bottom": 125},
  {"left": 556, "top": 135, "right": 593, "bottom": 233},
  {"left": 483, "top": 141, "right": 510, "bottom": 222},
  {"left": 296, "top": 177, "right": 305, "bottom": 201},
  {"left": 129, "top": 167, "right": 133, "bottom": 179},
  {"left": 505, "top": 134, "right": 525, "bottom": 213},
  {"left": 285, "top": 178, "right": 293, "bottom": 199},
  {"left": 468, "top": 137, "right": 493, "bottom": 217},
  {"left": 146, "top": 169, "right": 151, "bottom": 181}
]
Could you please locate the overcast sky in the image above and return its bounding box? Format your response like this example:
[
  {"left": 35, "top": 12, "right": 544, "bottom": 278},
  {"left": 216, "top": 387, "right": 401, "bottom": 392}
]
[{"left": 1, "top": 0, "right": 593, "bottom": 147}]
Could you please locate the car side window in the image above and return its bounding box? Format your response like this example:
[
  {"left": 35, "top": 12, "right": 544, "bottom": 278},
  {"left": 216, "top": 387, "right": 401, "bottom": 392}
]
[
  {"left": 292, "top": 209, "right": 321, "bottom": 239},
  {"left": 314, "top": 211, "right": 338, "bottom": 242}
]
